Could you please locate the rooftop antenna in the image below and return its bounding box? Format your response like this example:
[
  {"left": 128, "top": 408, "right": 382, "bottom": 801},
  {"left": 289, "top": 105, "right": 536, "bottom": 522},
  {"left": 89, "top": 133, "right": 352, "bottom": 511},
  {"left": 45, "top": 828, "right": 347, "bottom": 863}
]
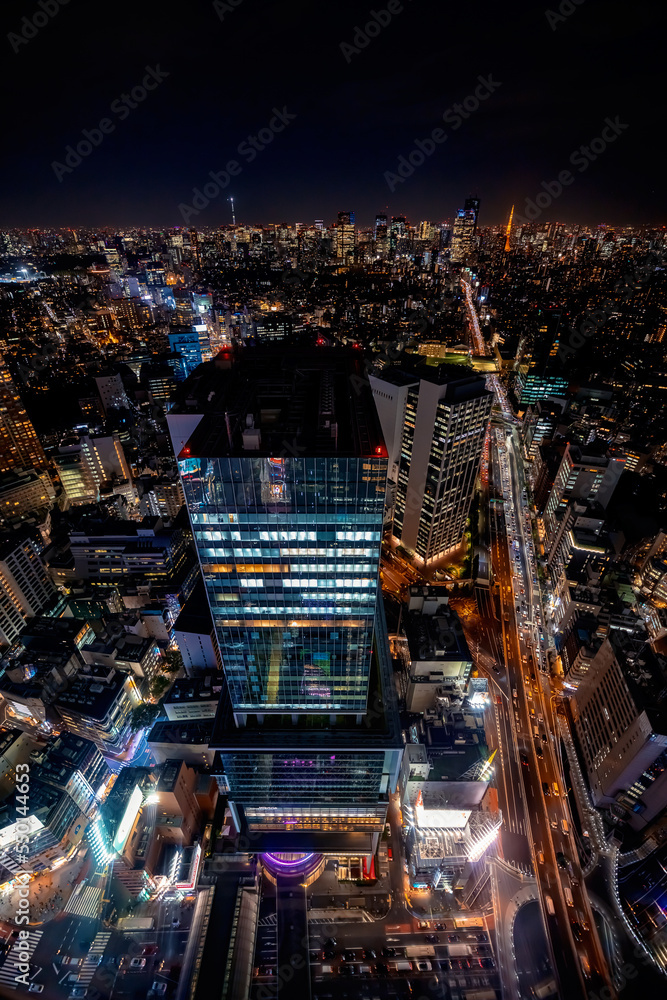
[{"left": 229, "top": 197, "right": 236, "bottom": 227}]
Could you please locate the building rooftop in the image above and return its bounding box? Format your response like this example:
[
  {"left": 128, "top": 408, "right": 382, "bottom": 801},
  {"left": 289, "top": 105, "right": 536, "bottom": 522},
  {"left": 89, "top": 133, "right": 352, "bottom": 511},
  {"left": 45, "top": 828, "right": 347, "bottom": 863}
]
[
  {"left": 171, "top": 345, "right": 387, "bottom": 459},
  {"left": 404, "top": 607, "right": 472, "bottom": 665},
  {"left": 164, "top": 674, "right": 223, "bottom": 705},
  {"left": 55, "top": 665, "right": 127, "bottom": 719}
]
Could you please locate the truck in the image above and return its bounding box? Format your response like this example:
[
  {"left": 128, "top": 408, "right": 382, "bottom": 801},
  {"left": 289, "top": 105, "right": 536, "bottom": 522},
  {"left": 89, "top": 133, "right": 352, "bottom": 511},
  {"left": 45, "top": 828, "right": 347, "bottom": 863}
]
[
  {"left": 448, "top": 944, "right": 472, "bottom": 957},
  {"left": 117, "top": 917, "right": 155, "bottom": 932},
  {"left": 320, "top": 965, "right": 335, "bottom": 975},
  {"left": 561, "top": 819, "right": 569, "bottom": 836},
  {"left": 532, "top": 977, "right": 557, "bottom": 998},
  {"left": 390, "top": 961, "right": 413, "bottom": 972},
  {"left": 405, "top": 946, "right": 435, "bottom": 958},
  {"left": 564, "top": 886, "right": 574, "bottom": 907},
  {"left": 544, "top": 895, "right": 555, "bottom": 916}
]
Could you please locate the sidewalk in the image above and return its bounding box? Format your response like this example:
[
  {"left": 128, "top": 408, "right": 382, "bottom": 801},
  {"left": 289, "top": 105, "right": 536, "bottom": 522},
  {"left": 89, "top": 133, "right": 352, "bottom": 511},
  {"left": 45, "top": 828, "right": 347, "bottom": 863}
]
[{"left": 0, "top": 847, "right": 90, "bottom": 926}]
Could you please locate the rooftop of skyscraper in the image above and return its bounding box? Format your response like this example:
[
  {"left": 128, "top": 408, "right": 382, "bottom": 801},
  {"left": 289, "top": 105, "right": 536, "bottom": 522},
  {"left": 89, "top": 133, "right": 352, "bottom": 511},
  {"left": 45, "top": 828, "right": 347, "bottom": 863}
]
[
  {"left": 375, "top": 356, "right": 492, "bottom": 399},
  {"left": 171, "top": 344, "right": 386, "bottom": 459}
]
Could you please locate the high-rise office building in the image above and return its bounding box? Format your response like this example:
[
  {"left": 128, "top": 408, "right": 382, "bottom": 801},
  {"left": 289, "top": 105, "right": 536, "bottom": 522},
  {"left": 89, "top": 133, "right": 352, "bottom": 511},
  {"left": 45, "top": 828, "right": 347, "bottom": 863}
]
[
  {"left": 168, "top": 328, "right": 203, "bottom": 378},
  {"left": 170, "top": 347, "right": 402, "bottom": 846},
  {"left": 94, "top": 372, "right": 130, "bottom": 416},
  {"left": 54, "top": 433, "right": 134, "bottom": 506},
  {"left": 372, "top": 362, "right": 492, "bottom": 563},
  {"left": 390, "top": 216, "right": 407, "bottom": 255},
  {"left": 0, "top": 531, "right": 58, "bottom": 646},
  {"left": 0, "top": 358, "right": 48, "bottom": 475},
  {"left": 450, "top": 199, "right": 480, "bottom": 263},
  {"left": 335, "top": 211, "right": 356, "bottom": 264},
  {"left": 464, "top": 196, "right": 480, "bottom": 227}
]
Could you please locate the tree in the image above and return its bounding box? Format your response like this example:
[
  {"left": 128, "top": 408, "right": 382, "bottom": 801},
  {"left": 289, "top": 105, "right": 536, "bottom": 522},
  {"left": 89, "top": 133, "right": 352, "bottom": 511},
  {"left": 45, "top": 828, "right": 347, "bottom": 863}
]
[
  {"left": 129, "top": 703, "right": 160, "bottom": 732},
  {"left": 151, "top": 676, "right": 170, "bottom": 698},
  {"left": 162, "top": 649, "right": 184, "bottom": 674}
]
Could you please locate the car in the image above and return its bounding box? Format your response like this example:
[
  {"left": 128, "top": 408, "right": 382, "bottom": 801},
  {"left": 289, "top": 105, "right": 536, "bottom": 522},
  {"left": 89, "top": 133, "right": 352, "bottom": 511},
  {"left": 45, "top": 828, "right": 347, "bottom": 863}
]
[
  {"left": 417, "top": 961, "right": 432, "bottom": 971},
  {"left": 448, "top": 934, "right": 460, "bottom": 942},
  {"left": 324, "top": 938, "right": 337, "bottom": 948},
  {"left": 28, "top": 987, "right": 44, "bottom": 994},
  {"left": 535, "top": 746, "right": 544, "bottom": 759},
  {"left": 556, "top": 852, "right": 568, "bottom": 870},
  {"left": 143, "top": 944, "right": 159, "bottom": 956},
  {"left": 376, "top": 962, "right": 389, "bottom": 976},
  {"left": 323, "top": 950, "right": 335, "bottom": 960},
  {"left": 541, "top": 733, "right": 548, "bottom": 743},
  {"left": 343, "top": 951, "right": 356, "bottom": 962},
  {"left": 151, "top": 985, "right": 167, "bottom": 996},
  {"left": 572, "top": 922, "right": 583, "bottom": 942},
  {"left": 425, "top": 934, "right": 439, "bottom": 943},
  {"left": 68, "top": 990, "right": 86, "bottom": 1000},
  {"left": 364, "top": 949, "right": 376, "bottom": 960},
  {"left": 542, "top": 782, "right": 551, "bottom": 796},
  {"left": 381, "top": 947, "right": 396, "bottom": 958},
  {"left": 387, "top": 847, "right": 393, "bottom": 861},
  {"left": 130, "top": 958, "right": 147, "bottom": 969},
  {"left": 435, "top": 923, "right": 445, "bottom": 931}
]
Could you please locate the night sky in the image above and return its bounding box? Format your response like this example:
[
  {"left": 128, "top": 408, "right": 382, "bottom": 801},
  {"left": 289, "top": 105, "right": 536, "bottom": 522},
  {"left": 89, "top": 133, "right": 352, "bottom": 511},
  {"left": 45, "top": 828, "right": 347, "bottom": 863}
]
[{"left": 1, "top": 0, "right": 664, "bottom": 229}]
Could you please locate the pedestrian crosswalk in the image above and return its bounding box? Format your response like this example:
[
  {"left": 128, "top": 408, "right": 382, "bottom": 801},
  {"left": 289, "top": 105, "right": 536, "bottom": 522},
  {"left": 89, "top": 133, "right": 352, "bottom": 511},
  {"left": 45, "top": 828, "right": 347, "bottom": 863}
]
[
  {"left": 76, "top": 932, "right": 111, "bottom": 987},
  {"left": 64, "top": 884, "right": 102, "bottom": 919},
  {"left": 0, "top": 930, "right": 43, "bottom": 990}
]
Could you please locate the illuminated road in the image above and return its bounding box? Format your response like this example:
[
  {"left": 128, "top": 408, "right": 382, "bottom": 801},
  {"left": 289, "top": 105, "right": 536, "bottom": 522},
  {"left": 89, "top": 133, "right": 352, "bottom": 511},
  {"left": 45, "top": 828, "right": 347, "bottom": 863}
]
[{"left": 491, "top": 423, "right": 615, "bottom": 998}]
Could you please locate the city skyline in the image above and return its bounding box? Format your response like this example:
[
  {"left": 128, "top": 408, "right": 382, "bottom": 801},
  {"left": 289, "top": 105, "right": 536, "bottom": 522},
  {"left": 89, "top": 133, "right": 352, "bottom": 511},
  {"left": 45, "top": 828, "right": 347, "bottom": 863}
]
[{"left": 2, "top": 1, "right": 667, "bottom": 996}]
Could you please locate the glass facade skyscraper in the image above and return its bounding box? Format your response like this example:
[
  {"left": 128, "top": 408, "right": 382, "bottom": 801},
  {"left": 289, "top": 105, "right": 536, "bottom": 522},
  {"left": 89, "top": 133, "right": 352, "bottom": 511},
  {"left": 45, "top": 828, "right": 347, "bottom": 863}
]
[
  {"left": 169, "top": 346, "right": 403, "bottom": 840},
  {"left": 179, "top": 453, "right": 386, "bottom": 715}
]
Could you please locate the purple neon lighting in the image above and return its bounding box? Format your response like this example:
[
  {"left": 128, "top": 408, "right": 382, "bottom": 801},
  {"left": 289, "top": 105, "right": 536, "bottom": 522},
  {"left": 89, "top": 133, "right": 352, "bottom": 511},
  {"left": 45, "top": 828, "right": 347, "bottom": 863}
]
[{"left": 263, "top": 852, "right": 315, "bottom": 869}]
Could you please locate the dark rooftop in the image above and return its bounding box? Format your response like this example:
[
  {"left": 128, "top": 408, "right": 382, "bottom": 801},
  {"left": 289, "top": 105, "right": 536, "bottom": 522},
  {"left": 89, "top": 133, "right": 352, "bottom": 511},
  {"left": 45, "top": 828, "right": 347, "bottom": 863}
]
[{"left": 171, "top": 345, "right": 387, "bottom": 459}]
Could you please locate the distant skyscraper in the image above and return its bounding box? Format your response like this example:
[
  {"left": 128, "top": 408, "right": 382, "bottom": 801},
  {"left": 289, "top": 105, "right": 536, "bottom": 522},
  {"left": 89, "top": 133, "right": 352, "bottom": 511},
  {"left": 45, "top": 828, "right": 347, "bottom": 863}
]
[
  {"left": 169, "top": 347, "right": 402, "bottom": 845},
  {"left": 450, "top": 199, "right": 480, "bottom": 263},
  {"left": 372, "top": 362, "right": 492, "bottom": 562},
  {"left": 390, "top": 216, "right": 407, "bottom": 254},
  {"left": 464, "top": 196, "right": 480, "bottom": 227},
  {"left": 0, "top": 358, "right": 48, "bottom": 475},
  {"left": 375, "top": 213, "right": 388, "bottom": 240},
  {"left": 336, "top": 212, "right": 356, "bottom": 263},
  {"left": 168, "top": 327, "right": 206, "bottom": 378},
  {"left": 94, "top": 372, "right": 130, "bottom": 416}
]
